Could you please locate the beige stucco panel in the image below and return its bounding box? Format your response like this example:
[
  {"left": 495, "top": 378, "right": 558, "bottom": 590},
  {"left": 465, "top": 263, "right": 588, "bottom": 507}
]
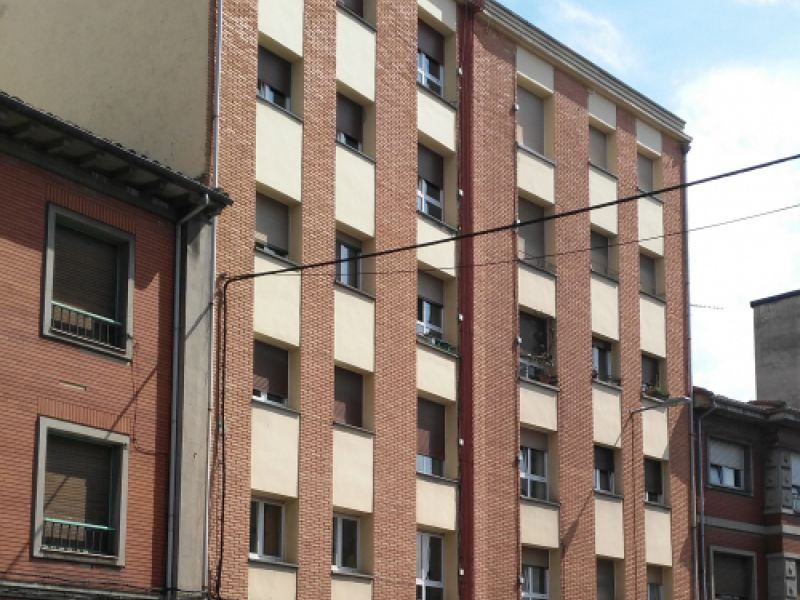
[
  {"left": 595, "top": 496, "right": 625, "bottom": 559},
  {"left": 253, "top": 253, "right": 301, "bottom": 347},
  {"left": 417, "top": 344, "right": 457, "bottom": 403},
  {"left": 592, "top": 384, "right": 622, "bottom": 448},
  {"left": 417, "top": 217, "right": 457, "bottom": 278},
  {"left": 336, "top": 11, "right": 376, "bottom": 101},
  {"left": 416, "top": 477, "right": 457, "bottom": 531},
  {"left": 417, "top": 90, "right": 456, "bottom": 153},
  {"left": 588, "top": 93, "right": 616, "bottom": 129},
  {"left": 259, "top": 0, "right": 303, "bottom": 57},
  {"left": 638, "top": 196, "right": 664, "bottom": 256},
  {"left": 517, "top": 47, "right": 554, "bottom": 93},
  {"left": 645, "top": 506, "right": 673, "bottom": 566},
  {"left": 517, "top": 150, "right": 555, "bottom": 206},
  {"left": 518, "top": 264, "right": 556, "bottom": 317},
  {"left": 252, "top": 406, "right": 299, "bottom": 498},
  {"left": 519, "top": 381, "right": 558, "bottom": 432},
  {"left": 334, "top": 288, "right": 375, "bottom": 373},
  {"left": 336, "top": 145, "right": 375, "bottom": 238},
  {"left": 0, "top": 1, "right": 209, "bottom": 177},
  {"left": 640, "top": 296, "right": 667, "bottom": 358},
  {"left": 249, "top": 564, "right": 297, "bottom": 600},
  {"left": 590, "top": 274, "right": 619, "bottom": 340},
  {"left": 589, "top": 168, "right": 618, "bottom": 235},
  {"left": 642, "top": 404, "right": 669, "bottom": 460},
  {"left": 256, "top": 103, "right": 303, "bottom": 202},
  {"left": 332, "top": 427, "right": 374, "bottom": 513},
  {"left": 520, "top": 502, "right": 559, "bottom": 548},
  {"left": 331, "top": 577, "right": 372, "bottom": 600},
  {"left": 418, "top": 0, "right": 458, "bottom": 31},
  {"left": 636, "top": 119, "right": 662, "bottom": 156}
]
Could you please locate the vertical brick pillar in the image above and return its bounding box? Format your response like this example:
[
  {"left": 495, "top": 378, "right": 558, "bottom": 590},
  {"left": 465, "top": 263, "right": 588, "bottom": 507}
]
[
  {"left": 371, "top": 1, "right": 419, "bottom": 598},
  {"left": 466, "top": 18, "right": 519, "bottom": 600},
  {"left": 207, "top": 1, "right": 258, "bottom": 599},
  {"left": 553, "top": 70, "right": 594, "bottom": 600},
  {"left": 296, "top": 0, "right": 337, "bottom": 598}
]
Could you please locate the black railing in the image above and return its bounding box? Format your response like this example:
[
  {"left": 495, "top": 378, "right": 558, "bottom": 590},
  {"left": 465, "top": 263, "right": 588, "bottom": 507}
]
[
  {"left": 42, "top": 518, "right": 115, "bottom": 556},
  {"left": 51, "top": 302, "right": 124, "bottom": 349}
]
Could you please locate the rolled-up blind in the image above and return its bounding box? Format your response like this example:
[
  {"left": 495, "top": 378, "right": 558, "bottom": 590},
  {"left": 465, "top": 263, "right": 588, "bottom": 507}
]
[
  {"left": 590, "top": 231, "right": 609, "bottom": 274},
  {"left": 255, "top": 195, "right": 289, "bottom": 254},
  {"left": 336, "top": 94, "right": 363, "bottom": 142},
  {"left": 641, "top": 254, "right": 657, "bottom": 295},
  {"left": 597, "top": 559, "right": 615, "bottom": 600},
  {"left": 260, "top": 48, "right": 291, "bottom": 96},
  {"left": 517, "top": 87, "right": 545, "bottom": 154},
  {"left": 418, "top": 272, "right": 444, "bottom": 304},
  {"left": 518, "top": 199, "right": 545, "bottom": 259},
  {"left": 638, "top": 154, "right": 654, "bottom": 192},
  {"left": 714, "top": 553, "right": 751, "bottom": 598},
  {"left": 589, "top": 126, "right": 608, "bottom": 169},
  {"left": 417, "top": 399, "right": 445, "bottom": 460},
  {"left": 253, "top": 341, "right": 288, "bottom": 400},
  {"left": 521, "top": 428, "right": 547, "bottom": 451},
  {"left": 418, "top": 145, "right": 443, "bottom": 188},
  {"left": 644, "top": 459, "right": 663, "bottom": 494},
  {"left": 709, "top": 439, "right": 745, "bottom": 470},
  {"left": 595, "top": 446, "right": 614, "bottom": 472},
  {"left": 522, "top": 547, "right": 549, "bottom": 568},
  {"left": 334, "top": 367, "right": 363, "bottom": 427},
  {"left": 418, "top": 20, "right": 444, "bottom": 64}
]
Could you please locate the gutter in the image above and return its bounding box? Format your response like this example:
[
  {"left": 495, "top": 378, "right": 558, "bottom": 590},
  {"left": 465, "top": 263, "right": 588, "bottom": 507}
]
[{"left": 696, "top": 396, "right": 718, "bottom": 600}]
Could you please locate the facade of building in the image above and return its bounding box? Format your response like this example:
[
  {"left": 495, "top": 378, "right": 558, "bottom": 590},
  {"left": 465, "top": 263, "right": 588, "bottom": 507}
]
[
  {"left": 753, "top": 290, "right": 800, "bottom": 407},
  {"left": 0, "top": 0, "right": 692, "bottom": 599}
]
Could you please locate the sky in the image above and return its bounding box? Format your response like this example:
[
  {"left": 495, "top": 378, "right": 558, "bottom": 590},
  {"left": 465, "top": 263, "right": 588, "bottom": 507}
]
[{"left": 499, "top": 0, "right": 800, "bottom": 400}]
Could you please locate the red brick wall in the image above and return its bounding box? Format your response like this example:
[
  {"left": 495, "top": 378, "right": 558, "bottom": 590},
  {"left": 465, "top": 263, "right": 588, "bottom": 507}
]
[
  {"left": 704, "top": 527, "right": 767, "bottom": 599},
  {"left": 0, "top": 155, "right": 173, "bottom": 593}
]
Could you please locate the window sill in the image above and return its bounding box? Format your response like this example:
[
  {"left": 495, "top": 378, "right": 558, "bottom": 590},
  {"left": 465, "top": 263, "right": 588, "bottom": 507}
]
[
  {"left": 594, "top": 489, "right": 624, "bottom": 501},
  {"left": 588, "top": 161, "right": 618, "bottom": 180},
  {"left": 644, "top": 500, "right": 671, "bottom": 512},
  {"left": 335, "top": 138, "right": 376, "bottom": 164},
  {"left": 331, "top": 567, "right": 374, "bottom": 581},
  {"left": 416, "top": 471, "right": 459, "bottom": 486},
  {"left": 517, "top": 257, "right": 557, "bottom": 278},
  {"left": 520, "top": 495, "right": 560, "bottom": 509},
  {"left": 518, "top": 375, "right": 560, "bottom": 393},
  {"left": 254, "top": 243, "right": 300, "bottom": 268},
  {"left": 257, "top": 95, "right": 303, "bottom": 125},
  {"left": 592, "top": 378, "right": 622, "bottom": 393},
  {"left": 43, "top": 329, "right": 131, "bottom": 362},
  {"left": 706, "top": 483, "right": 752, "bottom": 497},
  {"left": 416, "top": 335, "right": 459, "bottom": 357},
  {"left": 641, "top": 390, "right": 670, "bottom": 402},
  {"left": 516, "top": 143, "right": 556, "bottom": 167},
  {"left": 251, "top": 397, "right": 300, "bottom": 417},
  {"left": 249, "top": 557, "right": 299, "bottom": 571},
  {"left": 35, "top": 547, "right": 122, "bottom": 568},
  {"left": 590, "top": 268, "right": 620, "bottom": 284},
  {"left": 335, "top": 2, "right": 376, "bottom": 31},
  {"left": 416, "top": 209, "right": 459, "bottom": 235},
  {"left": 640, "top": 289, "right": 667, "bottom": 304},
  {"left": 416, "top": 81, "right": 458, "bottom": 110},
  {"left": 334, "top": 280, "right": 376, "bottom": 301},
  {"left": 332, "top": 420, "right": 375, "bottom": 437}
]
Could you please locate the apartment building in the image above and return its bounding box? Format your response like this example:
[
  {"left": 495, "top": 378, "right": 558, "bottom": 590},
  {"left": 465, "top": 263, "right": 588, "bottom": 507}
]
[
  {"left": 0, "top": 0, "right": 691, "bottom": 599},
  {"left": 0, "top": 92, "right": 228, "bottom": 598}
]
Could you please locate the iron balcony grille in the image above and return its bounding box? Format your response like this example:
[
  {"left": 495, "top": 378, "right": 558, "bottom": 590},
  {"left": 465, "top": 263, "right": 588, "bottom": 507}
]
[
  {"left": 42, "top": 518, "right": 115, "bottom": 557},
  {"left": 51, "top": 301, "right": 124, "bottom": 350}
]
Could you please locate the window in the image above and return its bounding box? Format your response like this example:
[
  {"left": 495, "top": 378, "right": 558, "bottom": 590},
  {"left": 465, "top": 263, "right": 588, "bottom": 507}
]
[
  {"left": 647, "top": 566, "right": 664, "bottom": 600},
  {"left": 332, "top": 514, "right": 359, "bottom": 571},
  {"left": 521, "top": 548, "right": 549, "bottom": 600},
  {"left": 708, "top": 439, "right": 746, "bottom": 490},
  {"left": 417, "top": 145, "right": 444, "bottom": 221},
  {"left": 336, "top": 234, "right": 362, "bottom": 289},
  {"left": 417, "top": 272, "right": 444, "bottom": 339},
  {"left": 645, "top": 459, "right": 664, "bottom": 504},
  {"left": 589, "top": 125, "right": 609, "bottom": 170},
  {"left": 517, "top": 87, "right": 545, "bottom": 155},
  {"left": 519, "top": 312, "right": 554, "bottom": 382},
  {"left": 417, "top": 531, "right": 444, "bottom": 600},
  {"left": 640, "top": 253, "right": 657, "bottom": 297},
  {"left": 34, "top": 417, "right": 129, "bottom": 565},
  {"left": 520, "top": 430, "right": 548, "bottom": 501},
  {"left": 642, "top": 355, "right": 663, "bottom": 396},
  {"left": 255, "top": 194, "right": 289, "bottom": 257},
  {"left": 597, "top": 559, "right": 616, "bottom": 600},
  {"left": 417, "top": 21, "right": 444, "bottom": 95},
  {"left": 249, "top": 499, "right": 283, "bottom": 560},
  {"left": 713, "top": 551, "right": 753, "bottom": 600},
  {"left": 253, "top": 341, "right": 289, "bottom": 404},
  {"left": 592, "top": 338, "right": 615, "bottom": 384},
  {"left": 44, "top": 206, "right": 133, "bottom": 355},
  {"left": 338, "top": 0, "right": 363, "bottom": 17},
  {"left": 257, "top": 47, "right": 292, "bottom": 110},
  {"left": 638, "top": 153, "right": 655, "bottom": 193},
  {"left": 590, "top": 230, "right": 613, "bottom": 277},
  {"left": 417, "top": 399, "right": 445, "bottom": 477},
  {"left": 518, "top": 198, "right": 552, "bottom": 272},
  {"left": 336, "top": 94, "right": 364, "bottom": 151},
  {"left": 791, "top": 454, "right": 800, "bottom": 510},
  {"left": 335, "top": 367, "right": 363, "bottom": 428},
  {"left": 594, "top": 446, "right": 615, "bottom": 493}
]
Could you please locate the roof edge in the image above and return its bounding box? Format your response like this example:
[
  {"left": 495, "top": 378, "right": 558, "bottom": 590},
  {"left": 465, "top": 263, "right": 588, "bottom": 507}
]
[{"left": 750, "top": 289, "right": 800, "bottom": 308}]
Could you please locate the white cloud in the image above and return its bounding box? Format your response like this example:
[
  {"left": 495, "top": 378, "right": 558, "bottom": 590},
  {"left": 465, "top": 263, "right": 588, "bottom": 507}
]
[{"left": 677, "top": 62, "right": 800, "bottom": 400}]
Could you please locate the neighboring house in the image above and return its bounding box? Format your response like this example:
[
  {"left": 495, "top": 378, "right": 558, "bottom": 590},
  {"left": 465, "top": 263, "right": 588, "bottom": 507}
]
[{"left": 0, "top": 92, "right": 228, "bottom": 599}]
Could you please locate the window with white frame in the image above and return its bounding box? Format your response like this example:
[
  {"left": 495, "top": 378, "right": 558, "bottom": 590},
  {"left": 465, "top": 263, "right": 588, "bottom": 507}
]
[
  {"left": 257, "top": 47, "right": 292, "bottom": 110},
  {"left": 417, "top": 271, "right": 444, "bottom": 339},
  {"left": 417, "top": 398, "right": 445, "bottom": 477},
  {"left": 332, "top": 514, "right": 359, "bottom": 571},
  {"left": 249, "top": 499, "right": 283, "bottom": 560},
  {"left": 336, "top": 234, "right": 362, "bottom": 289},
  {"left": 521, "top": 547, "right": 549, "bottom": 600},
  {"left": 417, "top": 21, "right": 444, "bottom": 96},
  {"left": 592, "top": 338, "right": 617, "bottom": 385},
  {"left": 645, "top": 458, "right": 664, "bottom": 504},
  {"left": 417, "top": 531, "right": 444, "bottom": 600},
  {"left": 520, "top": 429, "right": 548, "bottom": 501},
  {"left": 594, "top": 446, "right": 616, "bottom": 494},
  {"left": 708, "top": 439, "right": 746, "bottom": 491},
  {"left": 417, "top": 145, "right": 444, "bottom": 221}
]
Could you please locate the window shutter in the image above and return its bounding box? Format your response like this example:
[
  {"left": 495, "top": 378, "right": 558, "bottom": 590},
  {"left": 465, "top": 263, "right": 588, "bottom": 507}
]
[
  {"left": 517, "top": 87, "right": 545, "bottom": 154},
  {"left": 418, "top": 272, "right": 444, "bottom": 304},
  {"left": 264, "top": 49, "right": 291, "bottom": 96},
  {"left": 262, "top": 503, "right": 282, "bottom": 557},
  {"left": 418, "top": 20, "right": 444, "bottom": 64},
  {"left": 709, "top": 439, "right": 745, "bottom": 470},
  {"left": 521, "top": 428, "right": 548, "bottom": 452},
  {"left": 714, "top": 553, "right": 751, "bottom": 598},
  {"left": 595, "top": 446, "right": 614, "bottom": 472},
  {"left": 522, "top": 547, "right": 549, "bottom": 568},
  {"left": 253, "top": 341, "right": 289, "bottom": 399},
  {"left": 518, "top": 199, "right": 545, "bottom": 259},
  {"left": 417, "top": 399, "right": 445, "bottom": 460},
  {"left": 645, "top": 459, "right": 663, "bottom": 494},
  {"left": 638, "top": 154, "right": 654, "bottom": 192},
  {"left": 255, "top": 195, "right": 289, "bottom": 254},
  {"left": 334, "top": 368, "right": 363, "bottom": 427},
  {"left": 45, "top": 435, "right": 112, "bottom": 526},
  {"left": 641, "top": 254, "right": 657, "bottom": 295},
  {"left": 589, "top": 126, "right": 608, "bottom": 169},
  {"left": 336, "top": 94, "right": 363, "bottom": 142},
  {"left": 418, "top": 145, "right": 444, "bottom": 188},
  {"left": 53, "top": 225, "right": 119, "bottom": 319},
  {"left": 590, "top": 231, "right": 609, "bottom": 274},
  {"left": 597, "top": 559, "right": 615, "bottom": 600}
]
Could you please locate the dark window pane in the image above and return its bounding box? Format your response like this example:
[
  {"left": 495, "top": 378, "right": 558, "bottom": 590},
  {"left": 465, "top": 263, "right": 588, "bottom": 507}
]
[
  {"left": 638, "top": 154, "right": 654, "bottom": 192},
  {"left": 334, "top": 368, "right": 363, "bottom": 427},
  {"left": 336, "top": 94, "right": 363, "bottom": 149},
  {"left": 340, "top": 518, "right": 358, "bottom": 569},
  {"left": 418, "top": 145, "right": 444, "bottom": 188},
  {"left": 597, "top": 559, "right": 615, "bottom": 600},
  {"left": 427, "top": 535, "right": 443, "bottom": 582},
  {"left": 249, "top": 501, "right": 259, "bottom": 554},
  {"left": 417, "top": 399, "right": 445, "bottom": 461},
  {"left": 589, "top": 126, "right": 608, "bottom": 169},
  {"left": 253, "top": 341, "right": 289, "bottom": 402},
  {"left": 590, "top": 231, "right": 610, "bottom": 275},
  {"left": 517, "top": 199, "right": 545, "bottom": 265},
  {"left": 517, "top": 87, "right": 545, "bottom": 154},
  {"left": 645, "top": 459, "right": 663, "bottom": 500},
  {"left": 520, "top": 312, "right": 548, "bottom": 357},
  {"left": 641, "top": 253, "right": 657, "bottom": 295},
  {"left": 418, "top": 20, "right": 444, "bottom": 63},
  {"left": 642, "top": 355, "right": 660, "bottom": 388},
  {"left": 262, "top": 503, "right": 282, "bottom": 557},
  {"left": 426, "top": 587, "right": 444, "bottom": 600},
  {"left": 255, "top": 194, "right": 289, "bottom": 256}
]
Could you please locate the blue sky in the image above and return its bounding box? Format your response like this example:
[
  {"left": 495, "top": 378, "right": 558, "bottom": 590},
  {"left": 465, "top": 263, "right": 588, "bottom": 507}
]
[{"left": 500, "top": 0, "right": 800, "bottom": 400}]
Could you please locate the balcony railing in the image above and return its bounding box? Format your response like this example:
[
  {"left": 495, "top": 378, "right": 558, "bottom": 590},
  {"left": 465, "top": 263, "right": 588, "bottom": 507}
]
[
  {"left": 51, "top": 302, "right": 124, "bottom": 350},
  {"left": 642, "top": 383, "right": 669, "bottom": 399},
  {"left": 519, "top": 354, "right": 557, "bottom": 386},
  {"left": 42, "top": 517, "right": 115, "bottom": 557},
  {"left": 592, "top": 369, "right": 622, "bottom": 387},
  {"left": 417, "top": 322, "right": 457, "bottom": 354}
]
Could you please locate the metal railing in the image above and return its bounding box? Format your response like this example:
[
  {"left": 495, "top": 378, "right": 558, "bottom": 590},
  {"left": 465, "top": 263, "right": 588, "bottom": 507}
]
[
  {"left": 592, "top": 369, "right": 622, "bottom": 387},
  {"left": 42, "top": 518, "right": 115, "bottom": 556},
  {"left": 519, "top": 355, "right": 557, "bottom": 385},
  {"left": 51, "top": 302, "right": 124, "bottom": 349}
]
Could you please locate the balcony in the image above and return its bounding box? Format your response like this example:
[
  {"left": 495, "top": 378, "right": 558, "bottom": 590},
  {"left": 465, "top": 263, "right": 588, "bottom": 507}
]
[
  {"left": 41, "top": 518, "right": 115, "bottom": 557},
  {"left": 50, "top": 302, "right": 124, "bottom": 351},
  {"left": 417, "top": 214, "right": 457, "bottom": 279},
  {"left": 519, "top": 354, "right": 557, "bottom": 387},
  {"left": 590, "top": 273, "right": 619, "bottom": 341},
  {"left": 642, "top": 401, "right": 669, "bottom": 460},
  {"left": 334, "top": 285, "right": 375, "bottom": 372},
  {"left": 249, "top": 561, "right": 297, "bottom": 600},
  {"left": 592, "top": 382, "right": 622, "bottom": 448}
]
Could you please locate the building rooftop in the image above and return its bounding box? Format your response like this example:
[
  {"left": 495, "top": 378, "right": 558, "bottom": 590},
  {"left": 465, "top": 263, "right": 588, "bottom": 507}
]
[{"left": 750, "top": 288, "right": 800, "bottom": 308}]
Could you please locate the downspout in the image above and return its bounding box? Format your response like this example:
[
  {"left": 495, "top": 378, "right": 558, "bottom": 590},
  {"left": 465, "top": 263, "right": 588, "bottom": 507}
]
[{"left": 696, "top": 397, "right": 717, "bottom": 600}]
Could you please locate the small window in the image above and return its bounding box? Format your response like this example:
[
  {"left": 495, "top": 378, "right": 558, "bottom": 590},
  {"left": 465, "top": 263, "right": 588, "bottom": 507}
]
[
  {"left": 44, "top": 206, "right": 133, "bottom": 356},
  {"left": 644, "top": 459, "right": 664, "bottom": 504},
  {"left": 416, "top": 531, "right": 444, "bottom": 600},
  {"left": 520, "top": 430, "right": 548, "bottom": 501},
  {"left": 708, "top": 439, "right": 746, "bottom": 491},
  {"left": 255, "top": 194, "right": 290, "bottom": 257},
  {"left": 592, "top": 338, "right": 615, "bottom": 385},
  {"left": 332, "top": 514, "right": 359, "bottom": 571},
  {"left": 713, "top": 552, "right": 753, "bottom": 600},
  {"left": 417, "top": 271, "right": 444, "bottom": 339},
  {"left": 336, "top": 234, "right": 362, "bottom": 289},
  {"left": 253, "top": 341, "right": 289, "bottom": 404},
  {"left": 519, "top": 312, "right": 555, "bottom": 383},
  {"left": 642, "top": 355, "right": 663, "bottom": 396},
  {"left": 638, "top": 153, "right": 655, "bottom": 193},
  {"left": 590, "top": 231, "right": 612, "bottom": 277},
  {"left": 641, "top": 253, "right": 657, "bottom": 296},
  {"left": 647, "top": 566, "right": 664, "bottom": 600},
  {"left": 417, "top": 145, "right": 444, "bottom": 221},
  {"left": 589, "top": 125, "right": 609, "bottom": 170},
  {"left": 517, "top": 87, "right": 545, "bottom": 155},
  {"left": 338, "top": 0, "right": 363, "bottom": 17},
  {"left": 597, "top": 559, "right": 616, "bottom": 600},
  {"left": 417, "top": 399, "right": 445, "bottom": 477},
  {"left": 518, "top": 198, "right": 551, "bottom": 272},
  {"left": 249, "top": 499, "right": 283, "bottom": 560},
  {"left": 594, "top": 446, "right": 615, "bottom": 493},
  {"left": 521, "top": 548, "right": 549, "bottom": 600},
  {"left": 335, "top": 367, "right": 363, "bottom": 428},
  {"left": 257, "top": 47, "right": 292, "bottom": 110},
  {"left": 417, "top": 21, "right": 444, "bottom": 95},
  {"left": 336, "top": 94, "right": 364, "bottom": 151}
]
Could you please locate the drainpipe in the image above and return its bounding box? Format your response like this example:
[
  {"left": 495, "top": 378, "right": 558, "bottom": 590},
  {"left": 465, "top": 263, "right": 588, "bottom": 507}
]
[{"left": 696, "top": 396, "right": 717, "bottom": 600}]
